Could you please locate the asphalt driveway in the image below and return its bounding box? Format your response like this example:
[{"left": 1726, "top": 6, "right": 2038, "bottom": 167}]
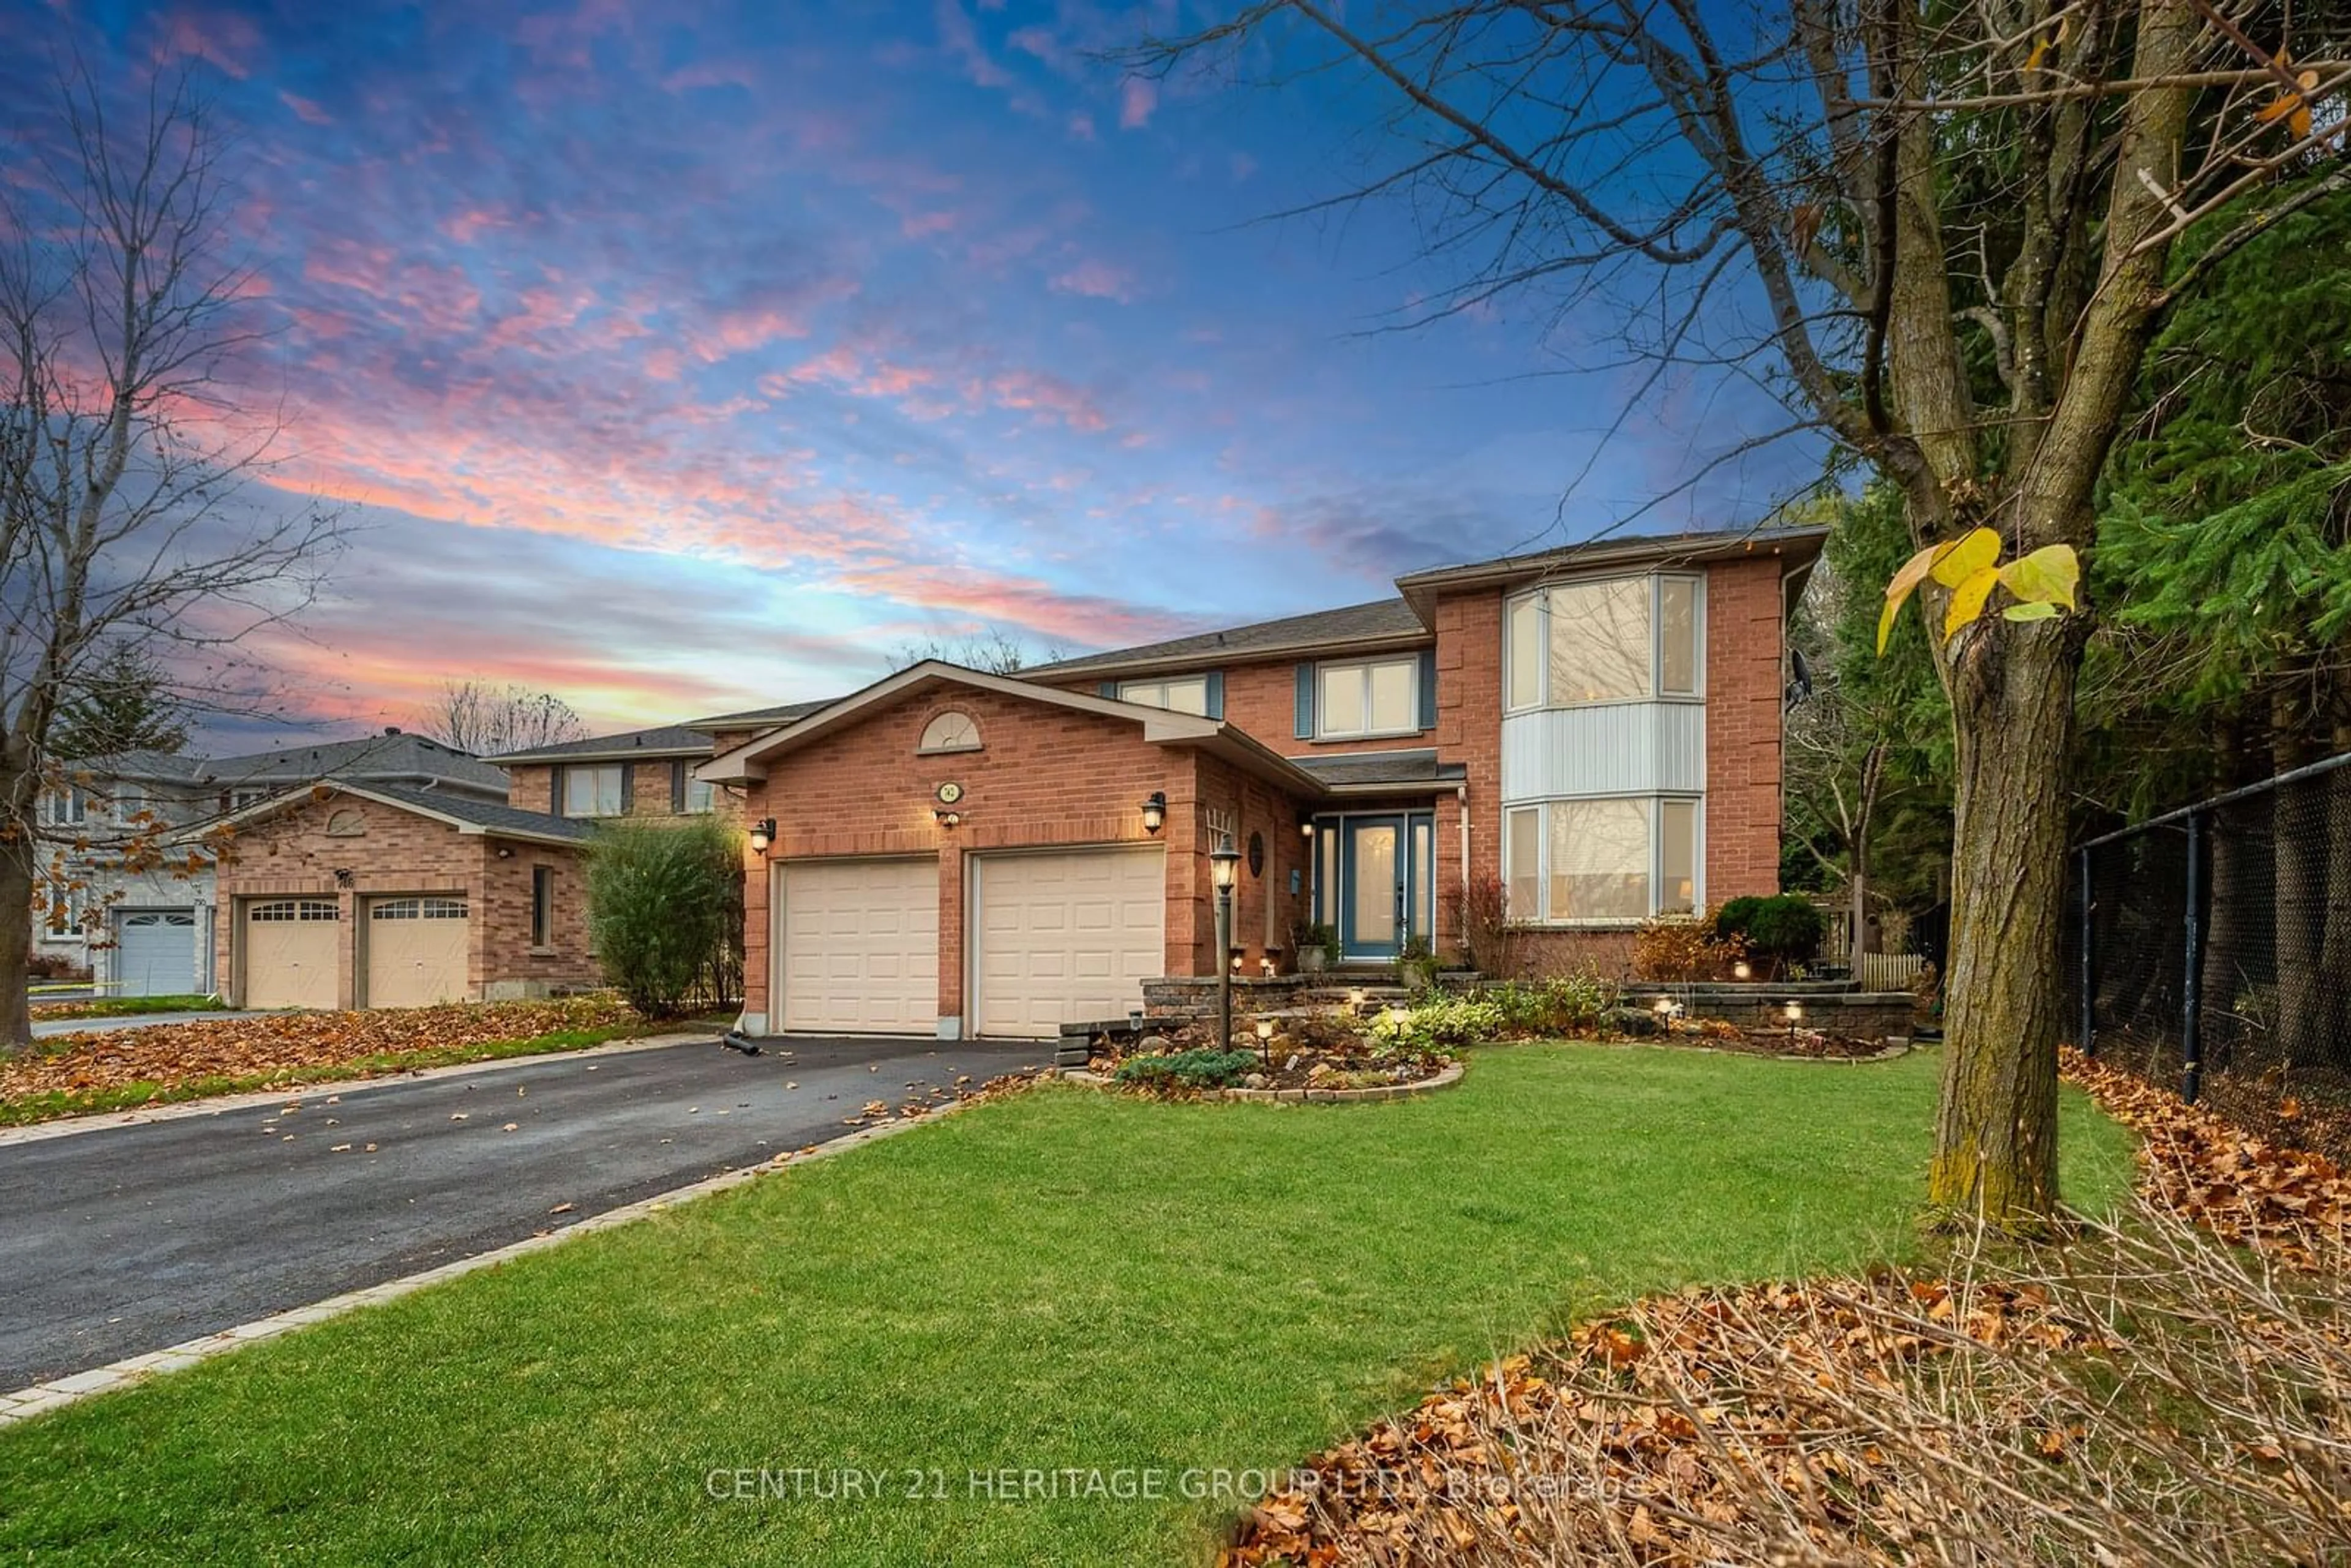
[{"left": 0, "top": 1033, "right": 1044, "bottom": 1391}]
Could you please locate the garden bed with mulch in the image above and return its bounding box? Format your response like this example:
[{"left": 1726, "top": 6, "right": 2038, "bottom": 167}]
[
  {"left": 1089, "top": 1013, "right": 1457, "bottom": 1098},
  {"left": 1219, "top": 1046, "right": 2351, "bottom": 1567}
]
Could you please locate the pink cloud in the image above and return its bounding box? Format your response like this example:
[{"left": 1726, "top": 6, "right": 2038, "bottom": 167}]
[
  {"left": 156, "top": 9, "right": 261, "bottom": 78},
  {"left": 1066, "top": 111, "right": 1096, "bottom": 143},
  {"left": 1119, "top": 77, "right": 1157, "bottom": 130},
  {"left": 987, "top": 369, "right": 1108, "bottom": 433},
  {"left": 279, "top": 90, "right": 332, "bottom": 126},
  {"left": 1049, "top": 259, "right": 1134, "bottom": 304}
]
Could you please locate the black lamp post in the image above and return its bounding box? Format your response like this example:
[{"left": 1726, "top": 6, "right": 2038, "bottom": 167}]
[{"left": 1210, "top": 844, "right": 1241, "bottom": 1051}]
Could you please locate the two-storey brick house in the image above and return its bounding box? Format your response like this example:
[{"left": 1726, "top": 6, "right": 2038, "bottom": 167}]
[{"left": 699, "top": 525, "right": 1824, "bottom": 1041}]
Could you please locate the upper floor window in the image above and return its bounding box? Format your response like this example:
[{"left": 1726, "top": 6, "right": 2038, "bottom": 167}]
[
  {"left": 1505, "top": 574, "right": 1703, "bottom": 711},
  {"left": 229, "top": 788, "right": 270, "bottom": 811},
  {"left": 39, "top": 787, "right": 87, "bottom": 827},
  {"left": 1118, "top": 676, "right": 1211, "bottom": 716},
  {"left": 561, "top": 763, "right": 626, "bottom": 819},
  {"left": 1317, "top": 657, "right": 1419, "bottom": 740},
  {"left": 683, "top": 776, "right": 716, "bottom": 814}
]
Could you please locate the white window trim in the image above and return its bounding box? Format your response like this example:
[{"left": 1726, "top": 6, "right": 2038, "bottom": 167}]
[
  {"left": 1500, "top": 794, "right": 1705, "bottom": 925},
  {"left": 1117, "top": 675, "right": 1212, "bottom": 716},
  {"left": 1313, "top": 656, "right": 1421, "bottom": 741},
  {"left": 1502, "top": 573, "right": 1707, "bottom": 715}
]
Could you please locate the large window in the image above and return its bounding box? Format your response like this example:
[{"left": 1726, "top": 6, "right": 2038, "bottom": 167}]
[
  {"left": 1118, "top": 675, "right": 1211, "bottom": 716},
  {"left": 1505, "top": 574, "right": 1703, "bottom": 710},
  {"left": 1316, "top": 657, "right": 1418, "bottom": 740},
  {"left": 561, "top": 764, "right": 626, "bottom": 818},
  {"left": 1502, "top": 797, "right": 1700, "bottom": 922}
]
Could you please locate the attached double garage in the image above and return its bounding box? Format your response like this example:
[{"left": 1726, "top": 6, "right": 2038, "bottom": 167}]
[
  {"left": 773, "top": 845, "right": 1164, "bottom": 1040},
  {"left": 239, "top": 895, "right": 471, "bottom": 1011}
]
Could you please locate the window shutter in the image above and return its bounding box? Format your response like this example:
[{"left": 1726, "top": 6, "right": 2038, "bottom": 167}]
[
  {"left": 1294, "top": 664, "right": 1315, "bottom": 738},
  {"left": 550, "top": 767, "right": 562, "bottom": 813},
  {"left": 1205, "top": 670, "right": 1225, "bottom": 721},
  {"left": 1417, "top": 649, "right": 1438, "bottom": 731},
  {"left": 1098, "top": 680, "right": 1119, "bottom": 699},
  {"left": 619, "top": 763, "right": 634, "bottom": 815},
  {"left": 670, "top": 760, "right": 686, "bottom": 814}
]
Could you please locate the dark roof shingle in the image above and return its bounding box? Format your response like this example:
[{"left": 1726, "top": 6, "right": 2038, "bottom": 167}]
[
  {"left": 1030, "top": 599, "right": 1428, "bottom": 679},
  {"left": 351, "top": 782, "right": 593, "bottom": 842},
  {"left": 210, "top": 732, "right": 509, "bottom": 797},
  {"left": 489, "top": 724, "right": 713, "bottom": 765}
]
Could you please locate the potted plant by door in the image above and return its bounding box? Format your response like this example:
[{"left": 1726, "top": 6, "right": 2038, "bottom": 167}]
[{"left": 1294, "top": 922, "right": 1338, "bottom": 973}]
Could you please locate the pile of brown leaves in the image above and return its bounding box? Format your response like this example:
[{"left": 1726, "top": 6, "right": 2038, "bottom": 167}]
[
  {"left": 2, "top": 996, "right": 642, "bottom": 1107},
  {"left": 2063, "top": 1045, "right": 2350, "bottom": 1269},
  {"left": 1224, "top": 1054, "right": 2351, "bottom": 1567}
]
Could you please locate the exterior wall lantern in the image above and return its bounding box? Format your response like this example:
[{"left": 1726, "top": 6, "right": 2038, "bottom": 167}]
[
  {"left": 749, "top": 819, "right": 776, "bottom": 855},
  {"left": 1210, "top": 844, "right": 1242, "bottom": 1049},
  {"left": 934, "top": 808, "right": 961, "bottom": 829},
  {"left": 1141, "top": 792, "right": 1166, "bottom": 834}
]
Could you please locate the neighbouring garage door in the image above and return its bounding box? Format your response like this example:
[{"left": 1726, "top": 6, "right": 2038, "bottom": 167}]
[
  {"left": 366, "top": 896, "right": 471, "bottom": 1008},
  {"left": 114, "top": 909, "right": 198, "bottom": 997},
  {"left": 777, "top": 857, "right": 938, "bottom": 1035},
  {"left": 970, "top": 846, "right": 1166, "bottom": 1039},
  {"left": 244, "top": 899, "right": 340, "bottom": 1010}
]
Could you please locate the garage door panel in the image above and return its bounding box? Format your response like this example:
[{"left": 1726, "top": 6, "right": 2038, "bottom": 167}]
[
  {"left": 366, "top": 896, "right": 471, "bottom": 1008},
  {"left": 778, "top": 858, "right": 937, "bottom": 1035},
  {"left": 116, "top": 910, "right": 199, "bottom": 997},
  {"left": 972, "top": 847, "right": 1164, "bottom": 1039},
  {"left": 244, "top": 900, "right": 340, "bottom": 1011}
]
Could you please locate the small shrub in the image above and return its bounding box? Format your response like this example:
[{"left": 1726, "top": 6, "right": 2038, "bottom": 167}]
[
  {"left": 585, "top": 817, "right": 745, "bottom": 1019},
  {"left": 1369, "top": 994, "right": 1504, "bottom": 1051},
  {"left": 1539, "top": 972, "right": 1615, "bottom": 1029},
  {"left": 1635, "top": 906, "right": 1747, "bottom": 982},
  {"left": 1395, "top": 934, "right": 1441, "bottom": 992},
  {"left": 1742, "top": 895, "right": 1826, "bottom": 964},
  {"left": 24, "top": 952, "right": 92, "bottom": 981},
  {"left": 1454, "top": 873, "right": 1521, "bottom": 980},
  {"left": 1112, "top": 1048, "right": 1259, "bottom": 1090}
]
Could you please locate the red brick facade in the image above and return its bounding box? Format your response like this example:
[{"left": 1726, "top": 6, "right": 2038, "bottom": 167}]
[
  {"left": 211, "top": 793, "right": 596, "bottom": 1008},
  {"left": 736, "top": 685, "right": 1315, "bottom": 1027},
  {"left": 711, "top": 535, "right": 1809, "bottom": 1031},
  {"left": 505, "top": 757, "right": 740, "bottom": 823}
]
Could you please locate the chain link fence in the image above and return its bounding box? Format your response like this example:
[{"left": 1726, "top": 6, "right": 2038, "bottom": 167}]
[{"left": 2069, "top": 752, "right": 2351, "bottom": 1161}]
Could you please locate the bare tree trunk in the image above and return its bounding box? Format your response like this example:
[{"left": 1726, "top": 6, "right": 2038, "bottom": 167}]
[
  {"left": 0, "top": 830, "right": 35, "bottom": 1049},
  {"left": 1850, "top": 741, "right": 1884, "bottom": 958},
  {"left": 2271, "top": 688, "right": 2325, "bottom": 1072},
  {"left": 2200, "top": 713, "right": 2254, "bottom": 1054},
  {"left": 1930, "top": 629, "right": 2079, "bottom": 1218}
]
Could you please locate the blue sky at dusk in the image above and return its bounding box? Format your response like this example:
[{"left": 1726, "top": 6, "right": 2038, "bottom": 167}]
[{"left": 3, "top": 0, "right": 1820, "bottom": 741}]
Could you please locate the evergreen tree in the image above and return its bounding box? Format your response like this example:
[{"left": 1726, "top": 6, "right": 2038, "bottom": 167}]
[{"left": 50, "top": 646, "right": 190, "bottom": 760}]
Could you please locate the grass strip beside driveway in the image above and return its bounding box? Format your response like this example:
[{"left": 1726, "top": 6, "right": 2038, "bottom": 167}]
[
  {"left": 26, "top": 994, "right": 225, "bottom": 1022},
  {"left": 0, "top": 1043, "right": 2134, "bottom": 1566}
]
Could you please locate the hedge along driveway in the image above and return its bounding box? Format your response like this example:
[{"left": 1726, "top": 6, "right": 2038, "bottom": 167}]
[{"left": 0, "top": 1043, "right": 2135, "bottom": 1566}]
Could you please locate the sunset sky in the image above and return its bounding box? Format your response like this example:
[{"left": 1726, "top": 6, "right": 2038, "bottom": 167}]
[{"left": 4, "top": 0, "right": 1820, "bottom": 746}]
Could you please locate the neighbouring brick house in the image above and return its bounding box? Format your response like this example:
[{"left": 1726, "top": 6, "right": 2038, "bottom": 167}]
[
  {"left": 200, "top": 784, "right": 597, "bottom": 1010},
  {"left": 700, "top": 525, "right": 1824, "bottom": 1041},
  {"left": 34, "top": 730, "right": 511, "bottom": 998},
  {"left": 493, "top": 724, "right": 757, "bottom": 825}
]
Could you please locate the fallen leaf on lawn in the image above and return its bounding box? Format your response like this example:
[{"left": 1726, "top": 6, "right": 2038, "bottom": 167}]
[
  {"left": 549, "top": 1202, "right": 575, "bottom": 1215},
  {"left": 786, "top": 1081, "right": 799, "bottom": 1089}
]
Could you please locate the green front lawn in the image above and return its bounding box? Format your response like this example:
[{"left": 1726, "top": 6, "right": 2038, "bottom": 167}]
[{"left": 0, "top": 1043, "right": 2134, "bottom": 1565}]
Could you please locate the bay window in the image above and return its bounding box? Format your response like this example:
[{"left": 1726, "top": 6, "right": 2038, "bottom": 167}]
[
  {"left": 1502, "top": 797, "right": 1701, "bottom": 922},
  {"left": 1316, "top": 656, "right": 1419, "bottom": 740},
  {"left": 1504, "top": 574, "right": 1704, "bottom": 710}
]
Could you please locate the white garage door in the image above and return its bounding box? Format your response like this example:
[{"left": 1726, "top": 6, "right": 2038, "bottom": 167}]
[
  {"left": 777, "top": 857, "right": 938, "bottom": 1035},
  {"left": 971, "top": 846, "right": 1166, "bottom": 1039},
  {"left": 245, "top": 899, "right": 340, "bottom": 1010},
  {"left": 114, "top": 909, "right": 198, "bottom": 997},
  {"left": 366, "top": 896, "right": 471, "bottom": 1008}
]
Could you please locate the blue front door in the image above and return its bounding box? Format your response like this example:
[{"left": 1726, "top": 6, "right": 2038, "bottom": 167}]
[{"left": 1340, "top": 815, "right": 1408, "bottom": 960}]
